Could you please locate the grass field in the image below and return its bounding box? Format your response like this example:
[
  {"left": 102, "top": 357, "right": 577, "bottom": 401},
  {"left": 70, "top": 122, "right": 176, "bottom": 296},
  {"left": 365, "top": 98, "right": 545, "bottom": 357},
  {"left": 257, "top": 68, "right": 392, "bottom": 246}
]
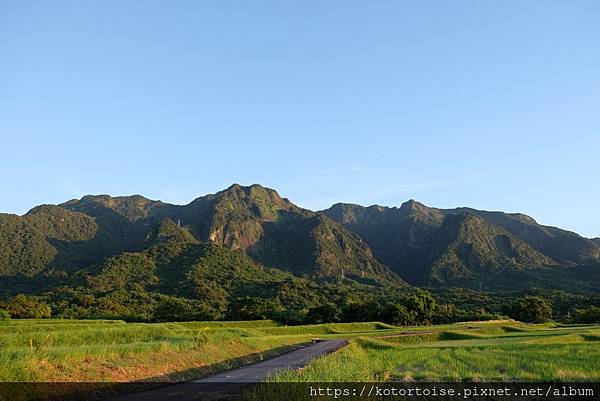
[
  {"left": 271, "top": 322, "right": 600, "bottom": 382},
  {"left": 0, "top": 319, "right": 297, "bottom": 382},
  {"left": 0, "top": 319, "right": 402, "bottom": 382},
  {"left": 1, "top": 319, "right": 599, "bottom": 384}
]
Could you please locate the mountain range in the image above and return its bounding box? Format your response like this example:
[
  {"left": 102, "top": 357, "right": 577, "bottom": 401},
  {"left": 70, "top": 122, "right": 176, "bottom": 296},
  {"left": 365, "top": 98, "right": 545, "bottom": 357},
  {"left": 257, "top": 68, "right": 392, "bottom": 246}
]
[
  {"left": 322, "top": 200, "right": 600, "bottom": 288},
  {"left": 1, "top": 184, "right": 599, "bottom": 300}
]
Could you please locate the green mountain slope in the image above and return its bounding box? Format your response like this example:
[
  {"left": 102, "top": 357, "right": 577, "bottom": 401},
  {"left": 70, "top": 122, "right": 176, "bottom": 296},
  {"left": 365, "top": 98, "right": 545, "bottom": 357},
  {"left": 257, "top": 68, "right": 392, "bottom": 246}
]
[
  {"left": 424, "top": 213, "right": 557, "bottom": 287},
  {"left": 0, "top": 212, "right": 58, "bottom": 277},
  {"left": 2, "top": 184, "right": 598, "bottom": 298},
  {"left": 447, "top": 208, "right": 600, "bottom": 265},
  {"left": 322, "top": 200, "right": 600, "bottom": 287},
  {"left": 75, "top": 218, "right": 294, "bottom": 317},
  {"left": 45, "top": 218, "right": 405, "bottom": 320},
  {"left": 1, "top": 185, "right": 406, "bottom": 294},
  {"left": 323, "top": 200, "right": 444, "bottom": 282},
  {"left": 189, "top": 185, "right": 405, "bottom": 286},
  {"left": 71, "top": 184, "right": 405, "bottom": 286},
  {"left": 0, "top": 204, "right": 132, "bottom": 278},
  {"left": 62, "top": 194, "right": 173, "bottom": 222}
]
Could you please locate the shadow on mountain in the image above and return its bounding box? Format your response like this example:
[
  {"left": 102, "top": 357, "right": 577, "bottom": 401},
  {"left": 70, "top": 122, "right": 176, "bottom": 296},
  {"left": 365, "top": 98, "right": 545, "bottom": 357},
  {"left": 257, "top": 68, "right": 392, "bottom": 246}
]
[{"left": 425, "top": 263, "right": 600, "bottom": 293}]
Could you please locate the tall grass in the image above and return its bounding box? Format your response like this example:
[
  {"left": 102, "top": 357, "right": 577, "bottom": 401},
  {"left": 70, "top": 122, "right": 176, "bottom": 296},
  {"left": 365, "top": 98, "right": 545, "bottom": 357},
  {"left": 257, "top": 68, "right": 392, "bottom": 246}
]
[
  {"left": 0, "top": 319, "right": 405, "bottom": 382},
  {"left": 0, "top": 319, "right": 308, "bottom": 381},
  {"left": 271, "top": 324, "right": 600, "bottom": 382},
  {"left": 3, "top": 319, "right": 599, "bottom": 383}
]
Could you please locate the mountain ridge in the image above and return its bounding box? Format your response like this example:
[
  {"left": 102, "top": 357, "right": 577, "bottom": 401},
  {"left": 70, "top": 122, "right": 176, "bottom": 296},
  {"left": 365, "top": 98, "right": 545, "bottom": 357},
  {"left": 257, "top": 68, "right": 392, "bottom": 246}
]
[
  {"left": 424, "top": 212, "right": 557, "bottom": 286},
  {"left": 322, "top": 200, "right": 600, "bottom": 288},
  {"left": 1, "top": 184, "right": 599, "bottom": 296},
  {"left": 1, "top": 184, "right": 407, "bottom": 291}
]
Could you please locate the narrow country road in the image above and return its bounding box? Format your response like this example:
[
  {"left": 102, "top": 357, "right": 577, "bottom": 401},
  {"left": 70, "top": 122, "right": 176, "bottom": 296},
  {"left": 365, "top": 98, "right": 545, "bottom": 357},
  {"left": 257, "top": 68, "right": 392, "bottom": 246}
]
[
  {"left": 194, "top": 339, "right": 348, "bottom": 383},
  {"left": 107, "top": 339, "right": 348, "bottom": 401}
]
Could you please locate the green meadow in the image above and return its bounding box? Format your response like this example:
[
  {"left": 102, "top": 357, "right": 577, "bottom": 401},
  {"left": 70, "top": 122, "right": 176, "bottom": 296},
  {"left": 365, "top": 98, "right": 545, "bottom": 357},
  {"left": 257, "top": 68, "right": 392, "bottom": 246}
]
[
  {"left": 0, "top": 319, "right": 400, "bottom": 382},
  {"left": 0, "top": 319, "right": 293, "bottom": 381},
  {"left": 1, "top": 319, "right": 599, "bottom": 384},
  {"left": 271, "top": 322, "right": 600, "bottom": 382}
]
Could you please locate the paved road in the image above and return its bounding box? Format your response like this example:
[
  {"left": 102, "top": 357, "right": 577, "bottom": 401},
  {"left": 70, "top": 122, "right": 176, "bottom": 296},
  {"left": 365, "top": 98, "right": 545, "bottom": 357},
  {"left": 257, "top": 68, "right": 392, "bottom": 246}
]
[
  {"left": 194, "top": 339, "right": 348, "bottom": 383},
  {"left": 108, "top": 339, "right": 348, "bottom": 401}
]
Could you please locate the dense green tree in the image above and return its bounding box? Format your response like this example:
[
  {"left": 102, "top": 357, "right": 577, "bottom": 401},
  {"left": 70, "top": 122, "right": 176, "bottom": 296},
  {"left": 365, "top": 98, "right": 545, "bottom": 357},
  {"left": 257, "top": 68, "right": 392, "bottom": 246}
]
[
  {"left": 431, "top": 303, "right": 456, "bottom": 324},
  {"left": 153, "top": 298, "right": 195, "bottom": 322},
  {"left": 272, "top": 308, "right": 307, "bottom": 325},
  {"left": 342, "top": 300, "right": 383, "bottom": 322},
  {"left": 403, "top": 288, "right": 437, "bottom": 324},
  {"left": 307, "top": 303, "right": 342, "bottom": 324},
  {"left": 572, "top": 306, "right": 600, "bottom": 324},
  {"left": 228, "top": 297, "right": 282, "bottom": 321},
  {"left": 2, "top": 294, "right": 52, "bottom": 318},
  {"left": 153, "top": 297, "right": 217, "bottom": 322},
  {"left": 510, "top": 296, "right": 552, "bottom": 323},
  {"left": 382, "top": 303, "right": 416, "bottom": 326}
]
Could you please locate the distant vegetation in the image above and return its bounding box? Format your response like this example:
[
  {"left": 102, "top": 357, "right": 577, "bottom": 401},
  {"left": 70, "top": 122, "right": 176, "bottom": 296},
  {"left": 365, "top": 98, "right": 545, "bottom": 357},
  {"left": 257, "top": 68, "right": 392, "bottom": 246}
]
[
  {"left": 2, "top": 294, "right": 51, "bottom": 319},
  {"left": 508, "top": 295, "right": 553, "bottom": 323},
  {"left": 3, "top": 286, "right": 600, "bottom": 326},
  {"left": 323, "top": 200, "right": 600, "bottom": 288},
  {"left": 1, "top": 183, "right": 600, "bottom": 325}
]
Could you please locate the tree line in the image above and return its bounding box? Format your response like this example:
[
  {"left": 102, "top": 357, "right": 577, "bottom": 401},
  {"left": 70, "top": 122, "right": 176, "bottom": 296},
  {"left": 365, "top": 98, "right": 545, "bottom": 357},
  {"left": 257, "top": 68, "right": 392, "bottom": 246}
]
[{"left": 2, "top": 288, "right": 599, "bottom": 325}]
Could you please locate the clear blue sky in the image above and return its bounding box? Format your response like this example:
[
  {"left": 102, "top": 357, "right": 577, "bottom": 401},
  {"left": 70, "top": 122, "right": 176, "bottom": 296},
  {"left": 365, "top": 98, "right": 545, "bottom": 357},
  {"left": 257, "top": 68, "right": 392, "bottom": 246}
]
[{"left": 1, "top": 1, "right": 599, "bottom": 237}]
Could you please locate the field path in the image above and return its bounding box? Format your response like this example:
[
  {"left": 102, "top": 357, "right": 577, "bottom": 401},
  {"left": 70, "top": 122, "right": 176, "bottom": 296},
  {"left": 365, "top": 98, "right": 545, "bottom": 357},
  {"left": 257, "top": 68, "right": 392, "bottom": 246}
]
[
  {"left": 193, "top": 339, "right": 348, "bottom": 383},
  {"left": 109, "top": 339, "right": 348, "bottom": 401}
]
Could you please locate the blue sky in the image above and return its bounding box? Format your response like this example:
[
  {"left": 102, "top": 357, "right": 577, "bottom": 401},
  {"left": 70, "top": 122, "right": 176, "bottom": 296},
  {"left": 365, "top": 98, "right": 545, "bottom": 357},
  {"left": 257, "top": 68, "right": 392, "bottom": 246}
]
[{"left": 1, "top": 1, "right": 599, "bottom": 237}]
